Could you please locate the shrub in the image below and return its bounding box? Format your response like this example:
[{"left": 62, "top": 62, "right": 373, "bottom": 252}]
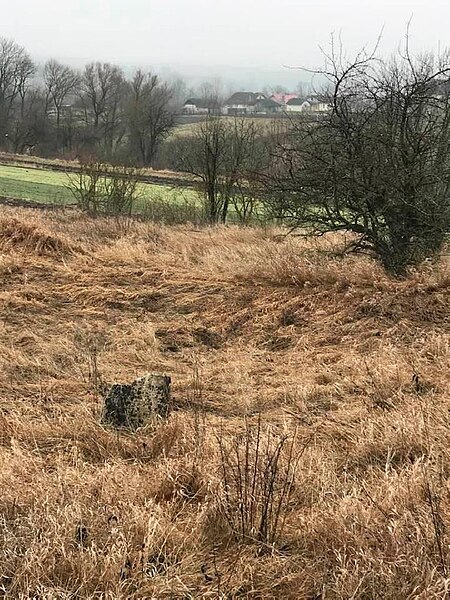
[
  {"left": 266, "top": 43, "right": 450, "bottom": 275},
  {"left": 66, "top": 161, "right": 142, "bottom": 216},
  {"left": 216, "top": 417, "right": 303, "bottom": 546}
]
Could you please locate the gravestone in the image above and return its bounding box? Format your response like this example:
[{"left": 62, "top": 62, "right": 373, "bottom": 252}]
[{"left": 102, "top": 373, "right": 171, "bottom": 430}]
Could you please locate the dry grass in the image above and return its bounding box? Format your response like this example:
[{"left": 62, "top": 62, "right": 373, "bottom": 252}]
[{"left": 0, "top": 207, "right": 449, "bottom": 599}]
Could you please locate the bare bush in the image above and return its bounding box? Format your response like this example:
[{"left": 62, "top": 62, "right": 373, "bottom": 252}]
[
  {"left": 266, "top": 39, "right": 450, "bottom": 275},
  {"left": 141, "top": 191, "right": 204, "bottom": 224},
  {"left": 66, "top": 161, "right": 142, "bottom": 216},
  {"left": 217, "top": 417, "right": 303, "bottom": 546}
]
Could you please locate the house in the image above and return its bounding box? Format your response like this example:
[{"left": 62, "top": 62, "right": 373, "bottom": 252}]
[
  {"left": 302, "top": 95, "right": 331, "bottom": 113},
  {"left": 284, "top": 95, "right": 331, "bottom": 115},
  {"left": 285, "top": 97, "right": 306, "bottom": 113},
  {"left": 223, "top": 92, "right": 279, "bottom": 115},
  {"left": 182, "top": 98, "right": 221, "bottom": 115},
  {"left": 270, "top": 93, "right": 299, "bottom": 107},
  {"left": 258, "top": 97, "right": 282, "bottom": 114}
]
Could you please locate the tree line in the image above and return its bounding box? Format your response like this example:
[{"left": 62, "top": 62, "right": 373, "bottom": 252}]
[{"left": 0, "top": 37, "right": 175, "bottom": 164}]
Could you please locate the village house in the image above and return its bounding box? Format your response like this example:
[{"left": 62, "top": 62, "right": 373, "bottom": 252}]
[
  {"left": 270, "top": 92, "right": 299, "bottom": 108},
  {"left": 301, "top": 94, "right": 331, "bottom": 113},
  {"left": 222, "top": 92, "right": 280, "bottom": 115},
  {"left": 285, "top": 97, "right": 305, "bottom": 113},
  {"left": 181, "top": 91, "right": 331, "bottom": 117},
  {"left": 258, "top": 96, "right": 281, "bottom": 114},
  {"left": 284, "top": 94, "right": 331, "bottom": 114},
  {"left": 182, "top": 98, "right": 221, "bottom": 115}
]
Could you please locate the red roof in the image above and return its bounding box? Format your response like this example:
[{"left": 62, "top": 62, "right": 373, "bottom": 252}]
[{"left": 270, "top": 93, "right": 299, "bottom": 105}]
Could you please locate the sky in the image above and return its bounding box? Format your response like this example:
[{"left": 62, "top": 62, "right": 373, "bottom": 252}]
[{"left": 3, "top": 0, "right": 450, "bottom": 87}]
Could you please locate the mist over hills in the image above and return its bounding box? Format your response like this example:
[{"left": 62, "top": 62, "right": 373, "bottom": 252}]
[
  {"left": 149, "top": 62, "right": 312, "bottom": 92},
  {"left": 33, "top": 52, "right": 313, "bottom": 93}
]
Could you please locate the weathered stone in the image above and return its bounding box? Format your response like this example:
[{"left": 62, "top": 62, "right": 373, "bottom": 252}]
[{"left": 102, "top": 373, "right": 171, "bottom": 430}]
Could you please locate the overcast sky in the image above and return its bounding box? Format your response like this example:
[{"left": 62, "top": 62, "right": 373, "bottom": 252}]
[{"left": 3, "top": 0, "right": 450, "bottom": 79}]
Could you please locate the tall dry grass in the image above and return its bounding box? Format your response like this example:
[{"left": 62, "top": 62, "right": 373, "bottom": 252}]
[{"left": 0, "top": 207, "right": 449, "bottom": 598}]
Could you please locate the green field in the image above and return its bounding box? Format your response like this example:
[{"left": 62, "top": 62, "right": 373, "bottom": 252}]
[
  {"left": 0, "top": 164, "right": 199, "bottom": 210},
  {"left": 0, "top": 163, "right": 266, "bottom": 223}
]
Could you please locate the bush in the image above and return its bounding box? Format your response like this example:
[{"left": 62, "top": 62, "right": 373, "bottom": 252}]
[
  {"left": 216, "top": 417, "right": 302, "bottom": 546},
  {"left": 141, "top": 192, "right": 205, "bottom": 225},
  {"left": 66, "top": 161, "right": 142, "bottom": 217},
  {"left": 266, "top": 44, "right": 450, "bottom": 276}
]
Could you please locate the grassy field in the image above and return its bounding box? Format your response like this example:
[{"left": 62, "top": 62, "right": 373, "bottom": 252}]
[
  {"left": 0, "top": 162, "right": 262, "bottom": 224},
  {"left": 0, "top": 164, "right": 199, "bottom": 210},
  {"left": 0, "top": 151, "right": 194, "bottom": 182},
  {"left": 170, "top": 115, "right": 289, "bottom": 139},
  {"left": 0, "top": 165, "right": 72, "bottom": 204},
  {"left": 0, "top": 207, "right": 449, "bottom": 598}
]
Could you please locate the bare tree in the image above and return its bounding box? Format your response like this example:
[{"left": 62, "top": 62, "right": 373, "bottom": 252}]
[
  {"left": 175, "top": 117, "right": 228, "bottom": 222},
  {"left": 166, "top": 76, "right": 191, "bottom": 112},
  {"left": 199, "top": 78, "right": 225, "bottom": 113},
  {"left": 0, "top": 38, "right": 35, "bottom": 140},
  {"left": 175, "top": 116, "right": 266, "bottom": 223},
  {"left": 80, "top": 62, "right": 126, "bottom": 158},
  {"left": 8, "top": 88, "right": 46, "bottom": 154},
  {"left": 222, "top": 118, "right": 269, "bottom": 223},
  {"left": 266, "top": 40, "right": 450, "bottom": 275},
  {"left": 43, "top": 60, "right": 79, "bottom": 153},
  {"left": 126, "top": 70, "right": 174, "bottom": 166},
  {"left": 44, "top": 60, "right": 79, "bottom": 127}
]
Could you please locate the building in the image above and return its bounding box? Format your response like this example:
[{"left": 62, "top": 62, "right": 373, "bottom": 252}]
[
  {"left": 285, "top": 97, "right": 306, "bottom": 113},
  {"left": 302, "top": 95, "right": 331, "bottom": 113},
  {"left": 284, "top": 95, "right": 331, "bottom": 115},
  {"left": 270, "top": 93, "right": 299, "bottom": 107},
  {"left": 182, "top": 98, "right": 221, "bottom": 115},
  {"left": 258, "top": 96, "right": 281, "bottom": 114},
  {"left": 223, "top": 92, "right": 268, "bottom": 116}
]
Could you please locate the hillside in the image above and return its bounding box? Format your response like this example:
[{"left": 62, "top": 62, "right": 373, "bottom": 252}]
[{"left": 0, "top": 208, "right": 449, "bottom": 599}]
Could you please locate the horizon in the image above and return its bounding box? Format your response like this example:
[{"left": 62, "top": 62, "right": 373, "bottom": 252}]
[{"left": 3, "top": 0, "right": 450, "bottom": 91}]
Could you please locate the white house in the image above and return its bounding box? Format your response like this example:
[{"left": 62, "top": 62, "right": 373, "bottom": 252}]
[
  {"left": 285, "top": 98, "right": 306, "bottom": 113},
  {"left": 223, "top": 92, "right": 264, "bottom": 115},
  {"left": 303, "top": 95, "right": 331, "bottom": 113},
  {"left": 285, "top": 95, "right": 331, "bottom": 115},
  {"left": 183, "top": 98, "right": 220, "bottom": 115}
]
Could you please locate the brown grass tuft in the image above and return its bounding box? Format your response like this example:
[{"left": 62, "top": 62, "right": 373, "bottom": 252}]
[{"left": 0, "top": 214, "right": 77, "bottom": 256}]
